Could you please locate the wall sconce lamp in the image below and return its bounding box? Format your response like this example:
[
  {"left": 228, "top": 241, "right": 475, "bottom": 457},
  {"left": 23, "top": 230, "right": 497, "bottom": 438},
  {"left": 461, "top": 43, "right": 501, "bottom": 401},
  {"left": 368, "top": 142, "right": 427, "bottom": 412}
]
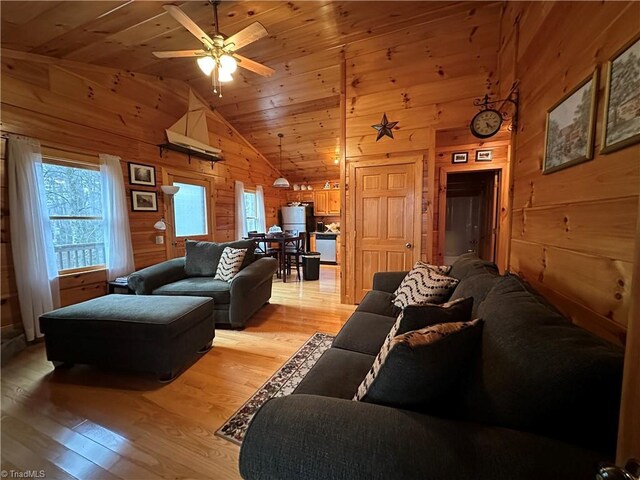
[
  {"left": 154, "top": 218, "right": 168, "bottom": 244},
  {"left": 161, "top": 185, "right": 180, "bottom": 196}
]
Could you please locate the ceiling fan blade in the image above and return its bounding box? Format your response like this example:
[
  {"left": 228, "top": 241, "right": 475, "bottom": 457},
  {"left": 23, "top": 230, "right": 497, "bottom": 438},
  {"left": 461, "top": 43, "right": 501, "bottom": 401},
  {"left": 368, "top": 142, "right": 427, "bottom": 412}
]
[
  {"left": 153, "top": 49, "right": 207, "bottom": 58},
  {"left": 224, "top": 22, "right": 268, "bottom": 52},
  {"left": 234, "top": 53, "right": 274, "bottom": 77},
  {"left": 163, "top": 4, "right": 214, "bottom": 48}
]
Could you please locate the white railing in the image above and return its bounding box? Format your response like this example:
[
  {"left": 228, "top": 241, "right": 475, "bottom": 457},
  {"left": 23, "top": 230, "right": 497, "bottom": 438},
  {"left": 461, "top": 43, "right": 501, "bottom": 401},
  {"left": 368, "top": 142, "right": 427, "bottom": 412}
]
[{"left": 55, "top": 243, "right": 105, "bottom": 270}]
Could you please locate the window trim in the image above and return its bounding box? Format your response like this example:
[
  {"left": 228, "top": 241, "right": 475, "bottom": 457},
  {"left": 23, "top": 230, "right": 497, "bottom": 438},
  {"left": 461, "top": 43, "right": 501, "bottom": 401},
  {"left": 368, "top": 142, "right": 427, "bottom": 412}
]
[
  {"left": 42, "top": 156, "right": 106, "bottom": 275},
  {"left": 243, "top": 188, "right": 259, "bottom": 233}
]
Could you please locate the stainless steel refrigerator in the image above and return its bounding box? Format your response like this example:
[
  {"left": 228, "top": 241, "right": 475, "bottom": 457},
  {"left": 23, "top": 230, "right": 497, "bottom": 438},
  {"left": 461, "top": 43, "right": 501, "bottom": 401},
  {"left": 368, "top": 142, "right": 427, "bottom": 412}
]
[{"left": 280, "top": 206, "right": 308, "bottom": 233}]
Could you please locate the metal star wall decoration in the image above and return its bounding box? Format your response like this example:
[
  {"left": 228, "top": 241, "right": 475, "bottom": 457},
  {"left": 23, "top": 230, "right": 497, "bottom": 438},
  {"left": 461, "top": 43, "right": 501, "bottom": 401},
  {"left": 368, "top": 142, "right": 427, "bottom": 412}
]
[{"left": 371, "top": 113, "right": 398, "bottom": 141}]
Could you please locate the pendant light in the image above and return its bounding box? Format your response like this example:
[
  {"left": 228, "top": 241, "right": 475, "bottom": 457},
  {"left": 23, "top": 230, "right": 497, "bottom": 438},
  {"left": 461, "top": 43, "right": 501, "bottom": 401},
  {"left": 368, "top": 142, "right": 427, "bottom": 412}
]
[{"left": 272, "top": 133, "right": 290, "bottom": 188}]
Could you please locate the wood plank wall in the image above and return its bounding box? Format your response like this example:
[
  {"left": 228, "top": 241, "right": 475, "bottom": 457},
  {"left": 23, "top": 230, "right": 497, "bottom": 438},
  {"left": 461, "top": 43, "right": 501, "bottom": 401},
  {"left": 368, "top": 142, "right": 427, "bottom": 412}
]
[
  {"left": 341, "top": 4, "right": 502, "bottom": 303},
  {"left": 0, "top": 50, "right": 285, "bottom": 333},
  {"left": 498, "top": 1, "right": 640, "bottom": 345}
]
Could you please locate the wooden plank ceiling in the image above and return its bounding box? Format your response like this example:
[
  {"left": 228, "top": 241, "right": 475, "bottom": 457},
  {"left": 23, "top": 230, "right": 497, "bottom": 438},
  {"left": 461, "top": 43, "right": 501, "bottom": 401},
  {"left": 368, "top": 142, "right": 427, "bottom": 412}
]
[{"left": 1, "top": 1, "right": 500, "bottom": 182}]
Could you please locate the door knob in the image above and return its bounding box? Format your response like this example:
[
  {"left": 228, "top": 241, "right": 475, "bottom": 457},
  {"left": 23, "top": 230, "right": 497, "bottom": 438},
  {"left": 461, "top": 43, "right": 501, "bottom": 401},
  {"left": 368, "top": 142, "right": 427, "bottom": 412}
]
[{"left": 405, "top": 243, "right": 412, "bottom": 249}]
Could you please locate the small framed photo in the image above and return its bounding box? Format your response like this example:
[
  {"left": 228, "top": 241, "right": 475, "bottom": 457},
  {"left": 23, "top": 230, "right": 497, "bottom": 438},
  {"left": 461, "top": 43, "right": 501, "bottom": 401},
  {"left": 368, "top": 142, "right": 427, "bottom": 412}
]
[
  {"left": 451, "top": 152, "right": 468, "bottom": 164},
  {"left": 601, "top": 36, "right": 640, "bottom": 154},
  {"left": 128, "top": 162, "right": 156, "bottom": 186},
  {"left": 131, "top": 190, "right": 158, "bottom": 212},
  {"left": 543, "top": 70, "right": 598, "bottom": 174},
  {"left": 475, "top": 150, "right": 493, "bottom": 161}
]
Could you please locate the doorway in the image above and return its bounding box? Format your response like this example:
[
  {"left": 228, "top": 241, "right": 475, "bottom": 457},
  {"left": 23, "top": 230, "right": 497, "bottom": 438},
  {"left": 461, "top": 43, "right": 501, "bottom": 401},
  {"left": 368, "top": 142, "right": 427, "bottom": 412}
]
[{"left": 441, "top": 170, "right": 500, "bottom": 264}]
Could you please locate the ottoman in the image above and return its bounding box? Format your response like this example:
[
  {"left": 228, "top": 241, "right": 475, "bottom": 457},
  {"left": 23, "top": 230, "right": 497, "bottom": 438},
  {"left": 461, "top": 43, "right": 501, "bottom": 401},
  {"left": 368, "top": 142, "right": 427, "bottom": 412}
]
[{"left": 39, "top": 294, "right": 215, "bottom": 381}]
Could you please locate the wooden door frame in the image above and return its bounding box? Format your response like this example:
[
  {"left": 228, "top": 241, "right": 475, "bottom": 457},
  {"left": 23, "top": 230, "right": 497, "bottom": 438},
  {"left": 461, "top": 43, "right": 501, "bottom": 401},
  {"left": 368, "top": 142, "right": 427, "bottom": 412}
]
[
  {"left": 346, "top": 155, "right": 424, "bottom": 304},
  {"left": 161, "top": 167, "right": 217, "bottom": 259},
  {"left": 437, "top": 163, "right": 507, "bottom": 268}
]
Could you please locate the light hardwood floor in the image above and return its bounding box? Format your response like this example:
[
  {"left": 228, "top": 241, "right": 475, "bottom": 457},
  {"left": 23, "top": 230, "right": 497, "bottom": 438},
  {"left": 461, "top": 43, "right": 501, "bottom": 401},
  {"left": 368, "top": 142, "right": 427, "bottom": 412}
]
[{"left": 1, "top": 266, "right": 354, "bottom": 480}]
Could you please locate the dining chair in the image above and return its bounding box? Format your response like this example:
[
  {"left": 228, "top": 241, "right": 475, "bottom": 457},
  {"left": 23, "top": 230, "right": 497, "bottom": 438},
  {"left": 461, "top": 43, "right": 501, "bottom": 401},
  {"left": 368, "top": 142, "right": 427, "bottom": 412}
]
[{"left": 284, "top": 234, "right": 305, "bottom": 281}]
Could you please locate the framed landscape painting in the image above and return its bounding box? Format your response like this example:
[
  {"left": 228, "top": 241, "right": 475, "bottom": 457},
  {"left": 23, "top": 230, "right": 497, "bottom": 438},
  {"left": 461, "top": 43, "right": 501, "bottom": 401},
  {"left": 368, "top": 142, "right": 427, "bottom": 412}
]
[
  {"left": 543, "top": 71, "right": 598, "bottom": 174},
  {"left": 601, "top": 37, "right": 640, "bottom": 154},
  {"left": 128, "top": 162, "right": 156, "bottom": 186},
  {"left": 131, "top": 190, "right": 158, "bottom": 211}
]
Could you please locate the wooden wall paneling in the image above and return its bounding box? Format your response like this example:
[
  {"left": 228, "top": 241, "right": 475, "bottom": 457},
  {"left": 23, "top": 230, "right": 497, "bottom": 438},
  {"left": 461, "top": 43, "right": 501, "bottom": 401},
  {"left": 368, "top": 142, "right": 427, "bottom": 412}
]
[
  {"left": 0, "top": 138, "right": 22, "bottom": 334},
  {"left": 617, "top": 195, "right": 640, "bottom": 463},
  {"left": 499, "top": 1, "right": 640, "bottom": 342},
  {"left": 340, "top": 53, "right": 348, "bottom": 303}
]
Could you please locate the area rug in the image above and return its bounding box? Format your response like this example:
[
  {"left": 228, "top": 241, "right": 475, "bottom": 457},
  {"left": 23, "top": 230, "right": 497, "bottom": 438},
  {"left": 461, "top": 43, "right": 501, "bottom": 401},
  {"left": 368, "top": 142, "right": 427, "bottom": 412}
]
[{"left": 216, "top": 332, "right": 334, "bottom": 445}]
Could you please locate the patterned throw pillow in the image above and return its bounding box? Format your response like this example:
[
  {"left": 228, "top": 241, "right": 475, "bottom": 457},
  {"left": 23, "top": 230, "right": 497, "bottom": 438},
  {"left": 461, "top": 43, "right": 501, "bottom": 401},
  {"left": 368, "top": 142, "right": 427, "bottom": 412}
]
[
  {"left": 392, "top": 262, "right": 459, "bottom": 308},
  {"left": 214, "top": 247, "right": 247, "bottom": 282},
  {"left": 353, "top": 319, "right": 483, "bottom": 408}
]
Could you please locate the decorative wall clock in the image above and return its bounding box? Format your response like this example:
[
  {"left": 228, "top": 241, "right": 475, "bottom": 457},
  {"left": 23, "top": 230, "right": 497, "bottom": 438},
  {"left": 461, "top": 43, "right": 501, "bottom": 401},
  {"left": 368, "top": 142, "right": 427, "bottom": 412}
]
[{"left": 470, "top": 109, "right": 503, "bottom": 139}]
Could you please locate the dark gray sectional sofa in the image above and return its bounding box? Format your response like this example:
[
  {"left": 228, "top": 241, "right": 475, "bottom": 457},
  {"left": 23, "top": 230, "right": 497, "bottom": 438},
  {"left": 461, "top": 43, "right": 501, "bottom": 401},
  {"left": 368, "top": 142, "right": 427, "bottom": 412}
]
[{"left": 240, "top": 253, "right": 624, "bottom": 480}]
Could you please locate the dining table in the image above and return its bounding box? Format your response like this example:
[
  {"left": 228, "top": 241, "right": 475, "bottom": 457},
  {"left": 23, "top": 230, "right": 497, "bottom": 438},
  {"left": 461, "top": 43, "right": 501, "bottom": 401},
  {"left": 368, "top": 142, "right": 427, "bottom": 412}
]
[{"left": 246, "top": 233, "right": 303, "bottom": 283}]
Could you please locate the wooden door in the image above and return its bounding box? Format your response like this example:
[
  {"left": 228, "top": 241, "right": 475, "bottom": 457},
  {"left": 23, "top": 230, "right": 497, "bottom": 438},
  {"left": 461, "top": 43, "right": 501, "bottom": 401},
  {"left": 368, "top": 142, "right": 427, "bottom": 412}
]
[
  {"left": 328, "top": 190, "right": 340, "bottom": 214},
  {"left": 315, "top": 190, "right": 328, "bottom": 215},
  {"left": 165, "top": 173, "right": 215, "bottom": 258},
  {"left": 353, "top": 162, "right": 421, "bottom": 303}
]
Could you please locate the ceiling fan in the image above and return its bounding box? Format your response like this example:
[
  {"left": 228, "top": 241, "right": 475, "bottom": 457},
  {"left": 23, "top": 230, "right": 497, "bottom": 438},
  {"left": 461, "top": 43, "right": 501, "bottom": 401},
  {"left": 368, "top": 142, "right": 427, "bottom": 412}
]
[{"left": 153, "top": 1, "right": 274, "bottom": 97}]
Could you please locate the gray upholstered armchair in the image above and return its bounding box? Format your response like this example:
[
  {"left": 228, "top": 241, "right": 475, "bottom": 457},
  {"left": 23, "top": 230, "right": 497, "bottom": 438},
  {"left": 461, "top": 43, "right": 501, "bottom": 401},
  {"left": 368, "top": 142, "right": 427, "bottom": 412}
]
[{"left": 128, "top": 240, "right": 278, "bottom": 329}]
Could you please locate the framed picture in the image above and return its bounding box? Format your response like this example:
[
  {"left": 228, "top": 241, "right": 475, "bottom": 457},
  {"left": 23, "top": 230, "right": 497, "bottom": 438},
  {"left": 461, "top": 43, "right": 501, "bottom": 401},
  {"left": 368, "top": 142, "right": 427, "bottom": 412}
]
[
  {"left": 543, "top": 70, "right": 599, "bottom": 174},
  {"left": 128, "top": 162, "right": 156, "bottom": 186},
  {"left": 451, "top": 152, "right": 468, "bottom": 164},
  {"left": 131, "top": 190, "right": 158, "bottom": 212},
  {"left": 601, "top": 36, "right": 640, "bottom": 154},
  {"left": 476, "top": 150, "right": 493, "bottom": 161}
]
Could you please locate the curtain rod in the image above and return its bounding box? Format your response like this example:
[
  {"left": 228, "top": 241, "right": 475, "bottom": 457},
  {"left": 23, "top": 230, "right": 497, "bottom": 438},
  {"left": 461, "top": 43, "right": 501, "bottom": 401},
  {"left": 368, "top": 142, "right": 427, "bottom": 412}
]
[{"left": 0, "top": 131, "right": 101, "bottom": 158}]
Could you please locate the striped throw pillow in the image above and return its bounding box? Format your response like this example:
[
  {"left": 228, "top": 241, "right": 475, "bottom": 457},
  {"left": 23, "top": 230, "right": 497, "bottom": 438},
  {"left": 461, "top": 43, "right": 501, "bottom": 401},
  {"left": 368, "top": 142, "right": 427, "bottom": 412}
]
[
  {"left": 392, "top": 262, "right": 458, "bottom": 308},
  {"left": 214, "top": 247, "right": 247, "bottom": 282}
]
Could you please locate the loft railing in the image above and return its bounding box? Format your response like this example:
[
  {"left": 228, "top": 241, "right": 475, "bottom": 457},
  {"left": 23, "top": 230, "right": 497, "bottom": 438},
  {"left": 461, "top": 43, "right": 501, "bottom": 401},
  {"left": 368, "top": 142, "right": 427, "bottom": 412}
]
[{"left": 55, "top": 242, "right": 105, "bottom": 271}]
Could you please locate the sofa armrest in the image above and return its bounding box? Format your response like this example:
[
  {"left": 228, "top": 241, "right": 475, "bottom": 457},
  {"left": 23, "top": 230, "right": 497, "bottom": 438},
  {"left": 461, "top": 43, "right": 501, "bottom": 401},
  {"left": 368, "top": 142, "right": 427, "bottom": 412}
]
[
  {"left": 240, "top": 395, "right": 602, "bottom": 480},
  {"left": 372, "top": 271, "right": 408, "bottom": 293},
  {"left": 127, "top": 257, "right": 187, "bottom": 295},
  {"left": 228, "top": 257, "right": 278, "bottom": 327}
]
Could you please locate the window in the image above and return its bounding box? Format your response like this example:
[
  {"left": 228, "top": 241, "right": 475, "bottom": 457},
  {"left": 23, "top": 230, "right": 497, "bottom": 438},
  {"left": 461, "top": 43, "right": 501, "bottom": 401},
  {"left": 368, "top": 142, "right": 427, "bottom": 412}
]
[
  {"left": 173, "top": 182, "right": 208, "bottom": 236},
  {"left": 42, "top": 161, "right": 105, "bottom": 271},
  {"left": 244, "top": 190, "right": 258, "bottom": 232}
]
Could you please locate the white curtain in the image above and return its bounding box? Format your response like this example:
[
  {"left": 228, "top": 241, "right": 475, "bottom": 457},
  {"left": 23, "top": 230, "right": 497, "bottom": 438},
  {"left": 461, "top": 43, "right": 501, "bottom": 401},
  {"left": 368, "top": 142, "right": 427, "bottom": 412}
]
[
  {"left": 7, "top": 135, "right": 59, "bottom": 341},
  {"left": 256, "top": 185, "right": 267, "bottom": 233},
  {"left": 235, "top": 180, "right": 248, "bottom": 239},
  {"left": 99, "top": 154, "right": 135, "bottom": 281}
]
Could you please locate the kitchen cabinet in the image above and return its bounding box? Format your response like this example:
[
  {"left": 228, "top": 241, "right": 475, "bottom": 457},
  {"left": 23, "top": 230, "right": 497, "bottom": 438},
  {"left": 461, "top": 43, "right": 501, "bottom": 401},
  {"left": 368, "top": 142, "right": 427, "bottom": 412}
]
[
  {"left": 328, "top": 190, "right": 340, "bottom": 215},
  {"left": 286, "top": 192, "right": 301, "bottom": 203},
  {"left": 301, "top": 191, "right": 315, "bottom": 202},
  {"left": 314, "top": 191, "right": 329, "bottom": 215}
]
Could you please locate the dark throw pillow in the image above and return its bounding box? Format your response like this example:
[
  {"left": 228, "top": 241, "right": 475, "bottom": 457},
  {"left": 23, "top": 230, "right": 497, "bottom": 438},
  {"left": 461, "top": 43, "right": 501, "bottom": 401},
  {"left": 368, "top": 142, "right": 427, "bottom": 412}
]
[
  {"left": 185, "top": 239, "right": 256, "bottom": 277},
  {"left": 399, "top": 297, "right": 474, "bottom": 334},
  {"left": 354, "top": 319, "right": 483, "bottom": 410}
]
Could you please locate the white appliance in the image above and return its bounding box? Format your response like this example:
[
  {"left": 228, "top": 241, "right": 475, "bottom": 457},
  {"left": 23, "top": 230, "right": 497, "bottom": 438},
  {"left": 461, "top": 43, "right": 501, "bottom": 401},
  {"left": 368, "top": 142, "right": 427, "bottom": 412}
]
[
  {"left": 316, "top": 233, "right": 337, "bottom": 263},
  {"left": 281, "top": 206, "right": 307, "bottom": 233}
]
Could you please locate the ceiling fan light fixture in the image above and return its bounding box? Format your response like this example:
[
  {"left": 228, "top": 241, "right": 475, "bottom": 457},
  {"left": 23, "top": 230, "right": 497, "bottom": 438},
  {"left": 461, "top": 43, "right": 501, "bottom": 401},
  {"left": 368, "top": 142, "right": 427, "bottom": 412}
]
[
  {"left": 218, "top": 68, "right": 233, "bottom": 83},
  {"left": 197, "top": 55, "right": 215, "bottom": 75},
  {"left": 219, "top": 54, "right": 237, "bottom": 73}
]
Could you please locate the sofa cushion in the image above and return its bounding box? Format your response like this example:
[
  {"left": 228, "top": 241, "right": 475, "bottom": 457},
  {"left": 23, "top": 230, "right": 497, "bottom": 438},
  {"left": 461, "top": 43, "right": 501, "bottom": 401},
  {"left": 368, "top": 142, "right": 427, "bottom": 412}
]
[
  {"left": 214, "top": 247, "right": 247, "bottom": 282},
  {"left": 449, "top": 270, "right": 501, "bottom": 316},
  {"left": 356, "top": 290, "right": 401, "bottom": 318},
  {"left": 354, "top": 319, "right": 483, "bottom": 409},
  {"left": 153, "top": 277, "right": 231, "bottom": 304},
  {"left": 185, "top": 240, "right": 256, "bottom": 277},
  {"left": 393, "top": 263, "right": 459, "bottom": 308},
  {"left": 400, "top": 297, "right": 474, "bottom": 334},
  {"left": 460, "top": 274, "right": 624, "bottom": 455},
  {"left": 332, "top": 312, "right": 397, "bottom": 356},
  {"left": 448, "top": 252, "right": 498, "bottom": 281},
  {"left": 293, "top": 348, "right": 375, "bottom": 399}
]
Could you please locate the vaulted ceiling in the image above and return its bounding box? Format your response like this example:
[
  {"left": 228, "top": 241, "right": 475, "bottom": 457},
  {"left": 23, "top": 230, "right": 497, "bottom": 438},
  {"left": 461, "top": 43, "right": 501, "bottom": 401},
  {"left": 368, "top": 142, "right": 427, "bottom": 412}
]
[{"left": 1, "top": 1, "right": 500, "bottom": 182}]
